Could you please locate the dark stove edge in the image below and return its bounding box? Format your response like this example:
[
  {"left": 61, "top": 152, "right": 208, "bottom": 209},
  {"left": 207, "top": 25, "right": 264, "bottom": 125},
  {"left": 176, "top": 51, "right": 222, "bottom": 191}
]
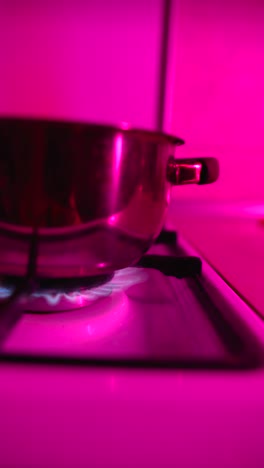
[{"left": 0, "top": 350, "right": 260, "bottom": 371}]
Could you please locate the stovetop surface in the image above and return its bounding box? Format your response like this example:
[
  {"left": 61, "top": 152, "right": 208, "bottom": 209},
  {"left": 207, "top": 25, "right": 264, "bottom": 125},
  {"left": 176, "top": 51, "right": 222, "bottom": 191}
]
[{"left": 0, "top": 230, "right": 260, "bottom": 369}]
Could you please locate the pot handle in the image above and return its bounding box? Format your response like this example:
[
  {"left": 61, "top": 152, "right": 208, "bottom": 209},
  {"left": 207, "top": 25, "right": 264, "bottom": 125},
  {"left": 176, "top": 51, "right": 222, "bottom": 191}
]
[{"left": 167, "top": 157, "right": 219, "bottom": 185}]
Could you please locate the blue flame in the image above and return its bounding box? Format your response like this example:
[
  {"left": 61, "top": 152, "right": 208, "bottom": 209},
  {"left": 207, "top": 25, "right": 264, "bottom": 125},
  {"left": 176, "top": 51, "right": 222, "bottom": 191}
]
[
  {"left": 0, "top": 284, "right": 15, "bottom": 299},
  {"left": 0, "top": 267, "right": 148, "bottom": 308}
]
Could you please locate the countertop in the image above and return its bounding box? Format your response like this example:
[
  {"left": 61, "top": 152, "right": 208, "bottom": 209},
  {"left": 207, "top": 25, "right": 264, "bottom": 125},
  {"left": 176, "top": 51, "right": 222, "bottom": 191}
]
[{"left": 167, "top": 202, "right": 264, "bottom": 317}]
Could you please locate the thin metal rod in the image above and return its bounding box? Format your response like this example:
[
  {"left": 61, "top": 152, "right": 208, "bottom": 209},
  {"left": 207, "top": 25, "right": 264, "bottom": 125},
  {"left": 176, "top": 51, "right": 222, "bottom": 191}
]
[
  {"left": 156, "top": 0, "right": 171, "bottom": 131},
  {"left": 0, "top": 229, "right": 38, "bottom": 349}
]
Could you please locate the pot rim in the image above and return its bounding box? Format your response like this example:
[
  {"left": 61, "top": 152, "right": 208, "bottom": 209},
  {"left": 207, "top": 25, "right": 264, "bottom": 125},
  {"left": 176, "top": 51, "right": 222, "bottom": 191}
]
[{"left": 0, "top": 116, "right": 185, "bottom": 146}]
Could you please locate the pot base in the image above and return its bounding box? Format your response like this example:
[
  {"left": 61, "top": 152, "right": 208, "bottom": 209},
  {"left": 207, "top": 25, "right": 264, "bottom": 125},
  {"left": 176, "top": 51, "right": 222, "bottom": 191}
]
[{"left": 0, "top": 224, "right": 153, "bottom": 278}]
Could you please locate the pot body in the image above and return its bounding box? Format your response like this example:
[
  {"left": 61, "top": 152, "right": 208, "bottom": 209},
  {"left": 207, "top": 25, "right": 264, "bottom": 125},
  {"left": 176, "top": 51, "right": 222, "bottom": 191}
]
[{"left": 0, "top": 118, "right": 184, "bottom": 278}]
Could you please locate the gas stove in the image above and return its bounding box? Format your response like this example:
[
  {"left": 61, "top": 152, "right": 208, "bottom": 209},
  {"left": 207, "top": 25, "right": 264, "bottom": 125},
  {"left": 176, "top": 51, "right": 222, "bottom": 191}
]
[
  {"left": 0, "top": 229, "right": 261, "bottom": 370},
  {"left": 1, "top": 226, "right": 264, "bottom": 467}
]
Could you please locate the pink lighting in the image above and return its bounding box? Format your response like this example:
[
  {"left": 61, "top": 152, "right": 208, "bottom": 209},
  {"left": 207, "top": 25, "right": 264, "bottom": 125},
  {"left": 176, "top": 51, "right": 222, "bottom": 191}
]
[
  {"left": 3, "top": 267, "right": 148, "bottom": 352},
  {"left": 167, "top": 0, "right": 264, "bottom": 203},
  {"left": 0, "top": 2, "right": 264, "bottom": 466},
  {"left": 96, "top": 262, "right": 108, "bottom": 269},
  {"left": 0, "top": 1, "right": 163, "bottom": 129},
  {"left": 120, "top": 121, "right": 131, "bottom": 129},
  {"left": 114, "top": 134, "right": 123, "bottom": 173},
  {"left": 5, "top": 290, "right": 130, "bottom": 351},
  {"left": 109, "top": 215, "right": 117, "bottom": 224},
  {"left": 83, "top": 293, "right": 128, "bottom": 340}
]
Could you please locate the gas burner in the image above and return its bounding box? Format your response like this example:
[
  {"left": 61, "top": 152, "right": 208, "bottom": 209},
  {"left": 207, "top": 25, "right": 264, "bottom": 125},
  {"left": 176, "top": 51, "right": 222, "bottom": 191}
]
[{"left": 0, "top": 268, "right": 147, "bottom": 312}]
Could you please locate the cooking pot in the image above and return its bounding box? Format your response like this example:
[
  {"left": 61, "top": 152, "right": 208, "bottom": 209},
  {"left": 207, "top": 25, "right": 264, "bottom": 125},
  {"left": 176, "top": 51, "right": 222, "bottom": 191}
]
[{"left": 0, "top": 118, "right": 219, "bottom": 278}]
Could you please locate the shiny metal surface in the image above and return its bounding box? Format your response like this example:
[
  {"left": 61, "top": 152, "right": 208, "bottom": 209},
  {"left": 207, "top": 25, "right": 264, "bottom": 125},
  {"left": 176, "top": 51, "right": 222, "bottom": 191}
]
[
  {"left": 167, "top": 157, "right": 203, "bottom": 185},
  {"left": 0, "top": 118, "right": 218, "bottom": 277}
]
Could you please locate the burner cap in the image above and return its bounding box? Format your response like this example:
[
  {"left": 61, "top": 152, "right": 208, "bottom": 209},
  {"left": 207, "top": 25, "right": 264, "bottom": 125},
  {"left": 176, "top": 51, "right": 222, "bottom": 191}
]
[
  {"left": 36, "top": 274, "right": 114, "bottom": 294},
  {"left": 0, "top": 273, "right": 114, "bottom": 293},
  {"left": 0, "top": 268, "right": 147, "bottom": 312},
  {"left": 0, "top": 274, "right": 114, "bottom": 312}
]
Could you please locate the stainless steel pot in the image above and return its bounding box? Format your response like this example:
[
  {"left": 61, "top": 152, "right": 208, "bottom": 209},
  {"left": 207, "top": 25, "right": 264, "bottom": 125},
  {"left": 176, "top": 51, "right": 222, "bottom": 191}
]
[{"left": 0, "top": 118, "right": 219, "bottom": 278}]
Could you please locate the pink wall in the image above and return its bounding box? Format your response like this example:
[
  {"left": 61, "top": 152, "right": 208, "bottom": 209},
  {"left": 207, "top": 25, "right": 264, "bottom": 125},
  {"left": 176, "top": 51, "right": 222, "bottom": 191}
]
[
  {"left": 1, "top": 0, "right": 262, "bottom": 202},
  {"left": 0, "top": 0, "right": 163, "bottom": 129},
  {"left": 165, "top": 0, "right": 264, "bottom": 202}
]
